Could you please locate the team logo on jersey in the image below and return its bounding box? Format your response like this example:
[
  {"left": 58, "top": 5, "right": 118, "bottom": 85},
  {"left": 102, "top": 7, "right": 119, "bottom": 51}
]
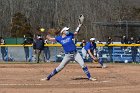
[{"left": 61, "top": 38, "right": 70, "bottom": 44}]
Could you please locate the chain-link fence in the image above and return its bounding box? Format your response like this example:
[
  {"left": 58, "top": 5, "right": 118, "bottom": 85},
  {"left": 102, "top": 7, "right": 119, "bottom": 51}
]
[{"left": 0, "top": 44, "right": 140, "bottom": 63}]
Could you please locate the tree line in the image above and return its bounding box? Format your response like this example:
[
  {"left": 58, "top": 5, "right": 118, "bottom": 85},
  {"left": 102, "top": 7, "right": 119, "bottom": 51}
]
[{"left": 0, "top": 0, "right": 140, "bottom": 41}]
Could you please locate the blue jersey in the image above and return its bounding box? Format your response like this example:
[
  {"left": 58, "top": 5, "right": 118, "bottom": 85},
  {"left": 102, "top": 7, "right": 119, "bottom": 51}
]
[
  {"left": 55, "top": 32, "right": 76, "bottom": 53},
  {"left": 84, "top": 42, "right": 96, "bottom": 51}
]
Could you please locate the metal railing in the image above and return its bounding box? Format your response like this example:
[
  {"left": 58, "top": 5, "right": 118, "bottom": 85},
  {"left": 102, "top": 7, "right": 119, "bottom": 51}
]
[{"left": 0, "top": 44, "right": 140, "bottom": 63}]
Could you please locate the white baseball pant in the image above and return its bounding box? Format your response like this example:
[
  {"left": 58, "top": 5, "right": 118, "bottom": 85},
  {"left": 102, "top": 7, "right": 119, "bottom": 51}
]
[{"left": 56, "top": 52, "right": 85, "bottom": 72}]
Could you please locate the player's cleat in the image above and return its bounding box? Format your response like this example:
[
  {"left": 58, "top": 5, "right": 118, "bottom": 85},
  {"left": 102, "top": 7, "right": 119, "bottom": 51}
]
[
  {"left": 89, "top": 77, "right": 97, "bottom": 81},
  {"left": 46, "top": 60, "right": 50, "bottom": 62},
  {"left": 41, "top": 77, "right": 49, "bottom": 81},
  {"left": 102, "top": 64, "right": 107, "bottom": 68}
]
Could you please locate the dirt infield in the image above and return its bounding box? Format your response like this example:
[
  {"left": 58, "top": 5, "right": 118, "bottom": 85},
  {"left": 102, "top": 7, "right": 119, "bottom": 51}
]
[{"left": 0, "top": 63, "right": 140, "bottom": 93}]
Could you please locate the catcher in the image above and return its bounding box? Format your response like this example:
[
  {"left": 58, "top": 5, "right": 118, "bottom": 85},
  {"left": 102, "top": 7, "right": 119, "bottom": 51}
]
[{"left": 82, "top": 38, "right": 106, "bottom": 68}]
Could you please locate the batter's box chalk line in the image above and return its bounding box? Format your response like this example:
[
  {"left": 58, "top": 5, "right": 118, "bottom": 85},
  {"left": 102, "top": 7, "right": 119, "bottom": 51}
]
[
  {"left": 0, "top": 80, "right": 111, "bottom": 86},
  {"left": 0, "top": 83, "right": 44, "bottom": 86},
  {"left": 69, "top": 80, "right": 110, "bottom": 85}
]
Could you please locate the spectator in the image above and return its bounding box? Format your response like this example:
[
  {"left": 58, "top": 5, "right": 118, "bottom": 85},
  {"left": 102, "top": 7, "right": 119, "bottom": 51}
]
[
  {"left": 44, "top": 39, "right": 50, "bottom": 62},
  {"left": 128, "top": 37, "right": 138, "bottom": 63},
  {"left": 97, "top": 41, "right": 103, "bottom": 44},
  {"left": 136, "top": 38, "right": 140, "bottom": 63},
  {"left": 97, "top": 41, "right": 103, "bottom": 51},
  {"left": 136, "top": 38, "right": 140, "bottom": 44},
  {"left": 106, "top": 36, "right": 113, "bottom": 62},
  {"left": 121, "top": 35, "right": 128, "bottom": 51},
  {"left": 0, "top": 37, "right": 7, "bottom": 61},
  {"left": 23, "top": 35, "right": 33, "bottom": 62},
  {"left": 80, "top": 39, "right": 86, "bottom": 48},
  {"left": 33, "top": 35, "right": 45, "bottom": 63},
  {"left": 121, "top": 36, "right": 128, "bottom": 44},
  {"left": 96, "top": 41, "right": 103, "bottom": 58},
  {"left": 72, "top": 38, "right": 78, "bottom": 44}
]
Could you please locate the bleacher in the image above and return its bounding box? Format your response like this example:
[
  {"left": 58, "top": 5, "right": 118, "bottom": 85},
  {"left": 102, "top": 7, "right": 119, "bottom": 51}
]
[
  {"left": 100, "top": 47, "right": 140, "bottom": 63},
  {"left": 56, "top": 46, "right": 140, "bottom": 63}
]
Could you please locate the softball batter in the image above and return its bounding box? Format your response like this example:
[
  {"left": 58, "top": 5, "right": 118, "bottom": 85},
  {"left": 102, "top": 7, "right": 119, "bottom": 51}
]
[{"left": 41, "top": 24, "right": 96, "bottom": 81}]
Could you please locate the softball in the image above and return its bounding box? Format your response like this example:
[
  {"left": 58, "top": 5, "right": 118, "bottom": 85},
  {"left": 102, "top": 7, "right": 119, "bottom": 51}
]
[
  {"left": 124, "top": 60, "right": 128, "bottom": 63},
  {"left": 40, "top": 28, "right": 45, "bottom": 32}
]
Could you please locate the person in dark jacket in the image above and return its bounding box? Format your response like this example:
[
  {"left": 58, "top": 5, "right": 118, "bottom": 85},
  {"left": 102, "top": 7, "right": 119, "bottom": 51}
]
[
  {"left": 121, "top": 35, "right": 128, "bottom": 51},
  {"left": 44, "top": 39, "right": 50, "bottom": 62},
  {"left": 33, "top": 35, "right": 45, "bottom": 63},
  {"left": 121, "top": 36, "right": 128, "bottom": 44},
  {"left": 0, "top": 37, "right": 7, "bottom": 61},
  {"left": 128, "top": 37, "right": 138, "bottom": 63},
  {"left": 23, "top": 35, "right": 33, "bottom": 62},
  {"left": 136, "top": 38, "right": 140, "bottom": 63},
  {"left": 80, "top": 39, "right": 86, "bottom": 48},
  {"left": 106, "top": 36, "right": 113, "bottom": 62}
]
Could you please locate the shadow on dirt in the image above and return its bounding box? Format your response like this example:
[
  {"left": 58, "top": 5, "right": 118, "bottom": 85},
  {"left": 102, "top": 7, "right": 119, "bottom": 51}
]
[
  {"left": 72, "top": 77, "right": 89, "bottom": 80},
  {"left": 88, "top": 66, "right": 102, "bottom": 68}
]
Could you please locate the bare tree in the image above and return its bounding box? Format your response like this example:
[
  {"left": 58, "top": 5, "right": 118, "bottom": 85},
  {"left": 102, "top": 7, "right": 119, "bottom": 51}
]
[{"left": 0, "top": 0, "right": 140, "bottom": 41}]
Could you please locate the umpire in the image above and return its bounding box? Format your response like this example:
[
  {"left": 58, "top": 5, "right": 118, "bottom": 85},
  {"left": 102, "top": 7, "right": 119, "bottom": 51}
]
[{"left": 33, "top": 35, "right": 45, "bottom": 63}]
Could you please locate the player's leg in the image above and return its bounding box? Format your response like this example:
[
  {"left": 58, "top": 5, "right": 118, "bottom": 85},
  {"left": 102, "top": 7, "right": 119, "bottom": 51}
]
[
  {"left": 42, "top": 54, "right": 71, "bottom": 80},
  {"left": 94, "top": 51, "right": 106, "bottom": 68},
  {"left": 81, "top": 47, "right": 87, "bottom": 60},
  {"left": 74, "top": 52, "right": 96, "bottom": 81},
  {"left": 98, "top": 57, "right": 106, "bottom": 68},
  {"left": 95, "top": 57, "right": 106, "bottom": 68}
]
